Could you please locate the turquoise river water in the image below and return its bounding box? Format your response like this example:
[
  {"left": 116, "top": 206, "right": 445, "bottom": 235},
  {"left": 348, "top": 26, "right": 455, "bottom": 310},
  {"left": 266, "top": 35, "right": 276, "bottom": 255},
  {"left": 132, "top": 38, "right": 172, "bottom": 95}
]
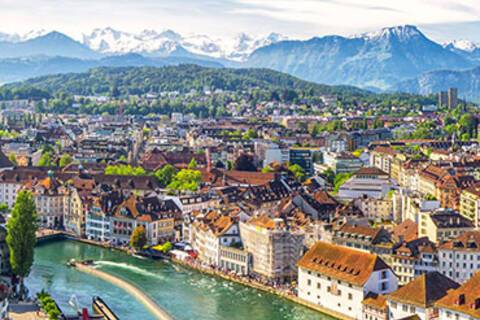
[{"left": 26, "top": 240, "right": 334, "bottom": 320}]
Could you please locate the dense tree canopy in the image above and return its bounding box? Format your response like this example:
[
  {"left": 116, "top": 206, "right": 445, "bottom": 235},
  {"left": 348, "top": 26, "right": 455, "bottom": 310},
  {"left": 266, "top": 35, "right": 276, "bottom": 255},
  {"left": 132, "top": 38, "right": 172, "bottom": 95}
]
[{"left": 6, "top": 190, "right": 38, "bottom": 297}]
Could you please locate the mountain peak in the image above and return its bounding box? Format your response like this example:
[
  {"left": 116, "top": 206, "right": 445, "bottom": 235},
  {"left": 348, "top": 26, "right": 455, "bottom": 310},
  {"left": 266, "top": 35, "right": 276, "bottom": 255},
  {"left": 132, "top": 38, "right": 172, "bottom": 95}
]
[
  {"left": 362, "top": 25, "right": 424, "bottom": 41},
  {"left": 444, "top": 39, "right": 480, "bottom": 52},
  {"left": 38, "top": 31, "right": 71, "bottom": 41}
]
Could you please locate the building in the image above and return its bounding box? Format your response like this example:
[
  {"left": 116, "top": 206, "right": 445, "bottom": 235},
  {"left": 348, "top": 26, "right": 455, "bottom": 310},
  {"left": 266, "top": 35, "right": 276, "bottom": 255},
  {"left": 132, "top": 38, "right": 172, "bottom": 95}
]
[
  {"left": 448, "top": 88, "right": 458, "bottom": 109},
  {"left": 460, "top": 186, "right": 480, "bottom": 228},
  {"left": 289, "top": 148, "right": 321, "bottom": 176},
  {"left": 438, "top": 231, "right": 480, "bottom": 284},
  {"left": 109, "top": 195, "right": 179, "bottom": 246},
  {"left": 190, "top": 210, "right": 244, "bottom": 270},
  {"left": 390, "top": 237, "right": 438, "bottom": 285},
  {"left": 239, "top": 215, "right": 304, "bottom": 283},
  {"left": 418, "top": 209, "right": 475, "bottom": 244},
  {"left": 362, "top": 294, "right": 388, "bottom": 320},
  {"left": 30, "top": 173, "right": 68, "bottom": 229},
  {"left": 322, "top": 152, "right": 363, "bottom": 174},
  {"left": 355, "top": 195, "right": 393, "bottom": 220},
  {"left": 435, "top": 272, "right": 480, "bottom": 320},
  {"left": 337, "top": 168, "right": 395, "bottom": 201},
  {"left": 254, "top": 141, "right": 289, "bottom": 168},
  {"left": 438, "top": 91, "right": 448, "bottom": 108},
  {"left": 297, "top": 241, "right": 398, "bottom": 320},
  {"left": 387, "top": 272, "right": 459, "bottom": 320},
  {"left": 370, "top": 146, "right": 397, "bottom": 176},
  {"left": 332, "top": 223, "right": 392, "bottom": 254}
]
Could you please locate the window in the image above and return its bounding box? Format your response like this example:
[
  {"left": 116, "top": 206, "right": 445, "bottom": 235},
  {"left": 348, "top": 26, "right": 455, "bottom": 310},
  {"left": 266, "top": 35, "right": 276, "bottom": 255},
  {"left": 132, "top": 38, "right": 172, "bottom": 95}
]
[{"left": 348, "top": 293, "right": 353, "bottom": 300}]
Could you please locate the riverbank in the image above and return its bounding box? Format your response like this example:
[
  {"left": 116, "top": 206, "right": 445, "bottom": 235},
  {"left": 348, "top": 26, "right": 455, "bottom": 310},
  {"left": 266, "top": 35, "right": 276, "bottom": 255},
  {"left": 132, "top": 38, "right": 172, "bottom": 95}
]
[
  {"left": 35, "top": 234, "right": 343, "bottom": 319},
  {"left": 172, "top": 258, "right": 352, "bottom": 320},
  {"left": 73, "top": 261, "right": 174, "bottom": 320}
]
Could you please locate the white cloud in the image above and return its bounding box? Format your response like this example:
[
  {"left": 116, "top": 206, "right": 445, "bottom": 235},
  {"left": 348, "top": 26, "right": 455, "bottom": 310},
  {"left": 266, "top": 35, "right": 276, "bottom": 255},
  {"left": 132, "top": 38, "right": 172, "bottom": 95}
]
[
  {"left": 0, "top": 0, "right": 479, "bottom": 41},
  {"left": 231, "top": 0, "right": 480, "bottom": 36}
]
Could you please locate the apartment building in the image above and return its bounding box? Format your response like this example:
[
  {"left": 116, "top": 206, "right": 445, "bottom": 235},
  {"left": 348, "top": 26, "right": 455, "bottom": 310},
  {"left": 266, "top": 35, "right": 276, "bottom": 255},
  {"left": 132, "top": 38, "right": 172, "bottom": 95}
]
[
  {"left": 387, "top": 272, "right": 459, "bottom": 320},
  {"left": 239, "top": 215, "right": 304, "bottom": 283},
  {"left": 297, "top": 241, "right": 397, "bottom": 320},
  {"left": 435, "top": 272, "right": 480, "bottom": 320},
  {"left": 30, "top": 173, "right": 68, "bottom": 229},
  {"left": 438, "top": 231, "right": 480, "bottom": 284},
  {"left": 418, "top": 209, "right": 475, "bottom": 244},
  {"left": 460, "top": 186, "right": 480, "bottom": 228}
]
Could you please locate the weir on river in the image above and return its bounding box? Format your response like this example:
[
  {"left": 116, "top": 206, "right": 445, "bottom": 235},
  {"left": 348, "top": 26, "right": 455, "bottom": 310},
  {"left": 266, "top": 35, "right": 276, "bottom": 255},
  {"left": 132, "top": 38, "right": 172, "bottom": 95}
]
[
  {"left": 73, "top": 261, "right": 174, "bottom": 320},
  {"left": 26, "top": 240, "right": 335, "bottom": 320}
]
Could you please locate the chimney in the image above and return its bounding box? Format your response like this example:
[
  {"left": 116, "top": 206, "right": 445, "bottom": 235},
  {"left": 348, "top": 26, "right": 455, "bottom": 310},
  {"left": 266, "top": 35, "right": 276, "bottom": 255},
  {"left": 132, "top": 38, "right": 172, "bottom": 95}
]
[{"left": 457, "top": 294, "right": 466, "bottom": 305}]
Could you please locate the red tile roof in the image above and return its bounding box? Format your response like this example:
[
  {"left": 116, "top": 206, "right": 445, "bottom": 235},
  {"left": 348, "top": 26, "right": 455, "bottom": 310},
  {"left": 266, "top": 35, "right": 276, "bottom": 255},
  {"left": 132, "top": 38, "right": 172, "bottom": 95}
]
[
  {"left": 297, "top": 241, "right": 390, "bottom": 286},
  {"left": 435, "top": 272, "right": 480, "bottom": 318},
  {"left": 387, "top": 272, "right": 459, "bottom": 308}
]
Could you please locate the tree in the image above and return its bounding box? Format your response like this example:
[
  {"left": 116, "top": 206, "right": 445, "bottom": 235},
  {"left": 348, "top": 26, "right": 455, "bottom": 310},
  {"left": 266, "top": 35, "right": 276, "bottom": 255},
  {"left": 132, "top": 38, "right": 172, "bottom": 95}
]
[
  {"left": 288, "top": 164, "right": 306, "bottom": 181},
  {"left": 242, "top": 129, "right": 258, "bottom": 140},
  {"left": 168, "top": 169, "right": 202, "bottom": 192},
  {"left": 6, "top": 190, "right": 38, "bottom": 299},
  {"left": 8, "top": 153, "right": 17, "bottom": 165},
  {"left": 234, "top": 154, "right": 256, "bottom": 172},
  {"left": 188, "top": 158, "right": 198, "bottom": 169},
  {"left": 59, "top": 153, "right": 73, "bottom": 167},
  {"left": 130, "top": 225, "right": 147, "bottom": 250},
  {"left": 154, "top": 164, "right": 177, "bottom": 188},
  {"left": 333, "top": 173, "right": 353, "bottom": 193},
  {"left": 322, "top": 168, "right": 335, "bottom": 185},
  {"left": 105, "top": 164, "right": 146, "bottom": 176},
  {"left": 38, "top": 152, "right": 52, "bottom": 167},
  {"left": 261, "top": 166, "right": 275, "bottom": 173}
]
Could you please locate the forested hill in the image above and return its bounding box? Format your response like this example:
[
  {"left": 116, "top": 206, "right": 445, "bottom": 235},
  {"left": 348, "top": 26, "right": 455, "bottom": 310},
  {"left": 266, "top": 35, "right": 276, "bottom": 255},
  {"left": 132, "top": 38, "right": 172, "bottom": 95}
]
[{"left": 0, "top": 65, "right": 368, "bottom": 100}]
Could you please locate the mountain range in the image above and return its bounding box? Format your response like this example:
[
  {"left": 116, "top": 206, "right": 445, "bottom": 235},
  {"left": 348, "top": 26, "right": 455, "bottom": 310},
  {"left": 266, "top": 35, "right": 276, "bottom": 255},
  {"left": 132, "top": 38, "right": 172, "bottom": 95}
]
[
  {"left": 1, "top": 26, "right": 480, "bottom": 100},
  {"left": 395, "top": 67, "right": 480, "bottom": 102}
]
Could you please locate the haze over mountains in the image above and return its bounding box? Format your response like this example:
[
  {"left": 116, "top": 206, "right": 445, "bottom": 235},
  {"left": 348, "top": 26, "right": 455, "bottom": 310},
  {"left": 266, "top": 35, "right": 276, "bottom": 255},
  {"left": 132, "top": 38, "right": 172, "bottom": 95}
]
[{"left": 1, "top": 26, "right": 480, "bottom": 101}]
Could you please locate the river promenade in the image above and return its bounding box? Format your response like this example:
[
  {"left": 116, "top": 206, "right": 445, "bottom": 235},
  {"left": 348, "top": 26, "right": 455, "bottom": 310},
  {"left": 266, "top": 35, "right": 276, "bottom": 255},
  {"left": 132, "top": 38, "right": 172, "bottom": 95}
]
[
  {"left": 172, "top": 257, "right": 352, "bottom": 320},
  {"left": 35, "top": 231, "right": 344, "bottom": 319},
  {"left": 73, "top": 261, "right": 174, "bottom": 320}
]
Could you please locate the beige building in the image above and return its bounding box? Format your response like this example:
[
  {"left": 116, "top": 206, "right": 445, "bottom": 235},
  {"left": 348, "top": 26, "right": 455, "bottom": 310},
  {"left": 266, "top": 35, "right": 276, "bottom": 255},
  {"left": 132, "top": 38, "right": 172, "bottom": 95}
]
[
  {"left": 356, "top": 196, "right": 393, "bottom": 220},
  {"left": 30, "top": 174, "right": 69, "bottom": 229},
  {"left": 370, "top": 146, "right": 397, "bottom": 177},
  {"left": 459, "top": 186, "right": 480, "bottom": 228},
  {"left": 239, "top": 215, "right": 304, "bottom": 283},
  {"left": 419, "top": 209, "right": 475, "bottom": 244}
]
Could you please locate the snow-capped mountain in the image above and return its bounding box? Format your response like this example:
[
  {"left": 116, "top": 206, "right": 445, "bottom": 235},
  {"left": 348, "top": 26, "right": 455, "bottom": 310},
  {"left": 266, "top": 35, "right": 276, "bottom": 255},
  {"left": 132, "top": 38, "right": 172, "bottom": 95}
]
[
  {"left": 444, "top": 39, "right": 480, "bottom": 53},
  {"left": 0, "top": 29, "right": 49, "bottom": 43},
  {"left": 82, "top": 28, "right": 182, "bottom": 56},
  {"left": 247, "top": 25, "right": 472, "bottom": 89},
  {"left": 81, "top": 28, "right": 287, "bottom": 61},
  {"left": 359, "top": 25, "right": 424, "bottom": 41}
]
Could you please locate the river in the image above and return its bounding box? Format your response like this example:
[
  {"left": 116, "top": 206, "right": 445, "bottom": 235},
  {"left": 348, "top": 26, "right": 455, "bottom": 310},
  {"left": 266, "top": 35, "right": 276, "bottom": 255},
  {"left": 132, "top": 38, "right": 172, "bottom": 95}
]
[{"left": 26, "top": 240, "right": 335, "bottom": 320}]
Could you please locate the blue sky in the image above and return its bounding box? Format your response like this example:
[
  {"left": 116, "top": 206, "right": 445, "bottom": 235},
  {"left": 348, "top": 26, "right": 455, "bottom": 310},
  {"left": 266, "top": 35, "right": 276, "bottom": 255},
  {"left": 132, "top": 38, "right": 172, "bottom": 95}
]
[{"left": 2, "top": 0, "right": 480, "bottom": 41}]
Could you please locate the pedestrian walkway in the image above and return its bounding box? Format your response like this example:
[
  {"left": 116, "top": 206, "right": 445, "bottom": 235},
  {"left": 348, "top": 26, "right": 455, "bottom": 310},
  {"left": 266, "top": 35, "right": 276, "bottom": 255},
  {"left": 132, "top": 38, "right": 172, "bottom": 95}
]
[{"left": 9, "top": 303, "right": 46, "bottom": 320}]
